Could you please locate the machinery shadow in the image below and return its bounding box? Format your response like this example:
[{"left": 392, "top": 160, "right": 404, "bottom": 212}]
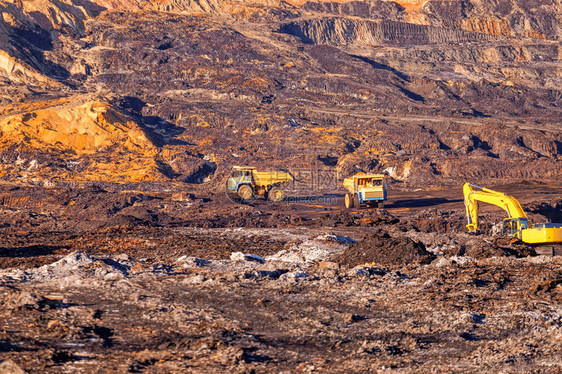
[
  {"left": 0, "top": 245, "right": 67, "bottom": 258},
  {"left": 388, "top": 197, "right": 463, "bottom": 209}
]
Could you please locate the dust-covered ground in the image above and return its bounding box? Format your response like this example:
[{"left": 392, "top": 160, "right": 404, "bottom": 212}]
[{"left": 0, "top": 181, "right": 561, "bottom": 373}]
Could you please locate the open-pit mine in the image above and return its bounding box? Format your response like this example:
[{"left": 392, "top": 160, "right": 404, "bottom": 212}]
[{"left": 0, "top": 0, "right": 561, "bottom": 372}]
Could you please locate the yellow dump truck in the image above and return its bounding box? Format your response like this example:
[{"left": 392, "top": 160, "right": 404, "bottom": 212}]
[
  {"left": 226, "top": 166, "right": 293, "bottom": 203},
  {"left": 343, "top": 172, "right": 387, "bottom": 209}
]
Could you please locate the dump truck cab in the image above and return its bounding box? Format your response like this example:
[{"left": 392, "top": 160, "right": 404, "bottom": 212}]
[
  {"left": 343, "top": 173, "right": 387, "bottom": 209},
  {"left": 226, "top": 166, "right": 255, "bottom": 192}
]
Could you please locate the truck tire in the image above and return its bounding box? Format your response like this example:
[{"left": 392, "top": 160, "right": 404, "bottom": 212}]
[
  {"left": 267, "top": 187, "right": 284, "bottom": 203},
  {"left": 344, "top": 193, "right": 353, "bottom": 209},
  {"left": 237, "top": 184, "right": 254, "bottom": 202},
  {"left": 353, "top": 194, "right": 360, "bottom": 209}
]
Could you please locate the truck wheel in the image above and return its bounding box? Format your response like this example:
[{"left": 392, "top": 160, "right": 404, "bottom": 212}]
[
  {"left": 344, "top": 194, "right": 353, "bottom": 209},
  {"left": 353, "top": 195, "right": 360, "bottom": 209},
  {"left": 237, "top": 185, "right": 254, "bottom": 202},
  {"left": 379, "top": 201, "right": 384, "bottom": 209},
  {"left": 267, "top": 187, "right": 284, "bottom": 203}
]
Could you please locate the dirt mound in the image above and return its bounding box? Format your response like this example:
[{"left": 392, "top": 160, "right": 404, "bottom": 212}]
[
  {"left": 526, "top": 198, "right": 562, "bottom": 223},
  {"left": 334, "top": 230, "right": 435, "bottom": 267},
  {"left": 463, "top": 237, "right": 536, "bottom": 259}
]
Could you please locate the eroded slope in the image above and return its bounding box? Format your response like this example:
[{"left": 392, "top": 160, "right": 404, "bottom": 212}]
[
  {"left": 0, "top": 0, "right": 560, "bottom": 185},
  {"left": 0, "top": 96, "right": 169, "bottom": 182}
]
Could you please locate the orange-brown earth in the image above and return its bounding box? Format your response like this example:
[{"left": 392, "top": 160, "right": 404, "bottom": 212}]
[{"left": 0, "top": 0, "right": 561, "bottom": 372}]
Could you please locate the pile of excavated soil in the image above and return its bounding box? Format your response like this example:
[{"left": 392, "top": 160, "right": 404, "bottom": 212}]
[
  {"left": 526, "top": 198, "right": 562, "bottom": 222},
  {"left": 334, "top": 230, "right": 435, "bottom": 267},
  {"left": 463, "top": 237, "right": 537, "bottom": 259}
]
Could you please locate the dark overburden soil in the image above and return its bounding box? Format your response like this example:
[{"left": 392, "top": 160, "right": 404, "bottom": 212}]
[
  {"left": 335, "top": 229, "right": 435, "bottom": 267},
  {"left": 0, "top": 182, "right": 560, "bottom": 372}
]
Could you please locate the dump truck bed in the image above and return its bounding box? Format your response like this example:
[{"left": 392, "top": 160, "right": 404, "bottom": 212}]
[{"left": 251, "top": 170, "right": 292, "bottom": 187}]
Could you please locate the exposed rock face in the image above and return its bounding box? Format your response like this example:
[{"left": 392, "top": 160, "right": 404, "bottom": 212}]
[
  {"left": 0, "top": 49, "right": 62, "bottom": 86},
  {"left": 279, "top": 18, "right": 495, "bottom": 46},
  {"left": 0, "top": 0, "right": 559, "bottom": 185},
  {"left": 1, "top": 99, "right": 155, "bottom": 155},
  {"left": 0, "top": 97, "right": 168, "bottom": 182}
]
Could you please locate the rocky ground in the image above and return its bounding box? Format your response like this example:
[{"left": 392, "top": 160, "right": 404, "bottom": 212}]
[{"left": 0, "top": 181, "right": 561, "bottom": 373}]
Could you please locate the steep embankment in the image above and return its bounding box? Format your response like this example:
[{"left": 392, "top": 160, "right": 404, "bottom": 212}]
[
  {"left": 279, "top": 0, "right": 562, "bottom": 88},
  {"left": 0, "top": 97, "right": 168, "bottom": 182},
  {"left": 0, "top": 0, "right": 102, "bottom": 84},
  {"left": 300, "top": 0, "right": 562, "bottom": 39},
  {"left": 279, "top": 18, "right": 495, "bottom": 46}
]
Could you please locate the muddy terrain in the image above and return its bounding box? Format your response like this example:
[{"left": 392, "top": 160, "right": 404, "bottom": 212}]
[{"left": 0, "top": 0, "right": 561, "bottom": 372}]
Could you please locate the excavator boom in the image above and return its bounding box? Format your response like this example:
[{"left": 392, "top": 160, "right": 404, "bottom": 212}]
[{"left": 463, "top": 183, "right": 527, "bottom": 232}]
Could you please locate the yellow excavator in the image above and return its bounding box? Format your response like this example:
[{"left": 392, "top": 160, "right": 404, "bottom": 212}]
[{"left": 463, "top": 183, "right": 562, "bottom": 244}]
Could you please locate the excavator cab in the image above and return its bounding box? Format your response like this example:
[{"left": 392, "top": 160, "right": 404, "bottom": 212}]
[{"left": 501, "top": 218, "right": 529, "bottom": 238}]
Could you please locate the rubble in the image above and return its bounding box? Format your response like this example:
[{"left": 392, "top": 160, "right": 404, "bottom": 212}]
[{"left": 0, "top": 189, "right": 560, "bottom": 371}]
